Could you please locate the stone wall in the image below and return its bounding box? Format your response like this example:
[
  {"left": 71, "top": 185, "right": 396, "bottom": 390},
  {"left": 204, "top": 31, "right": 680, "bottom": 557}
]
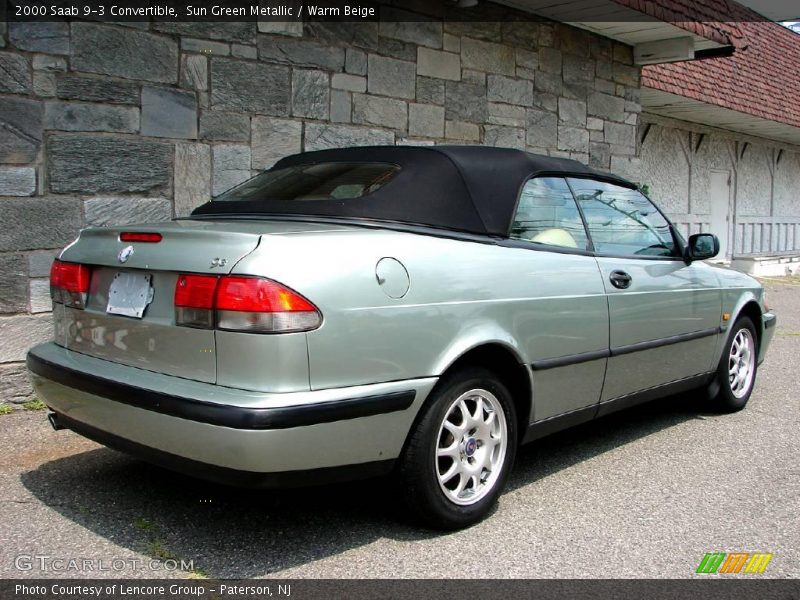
[{"left": 0, "top": 16, "right": 643, "bottom": 404}]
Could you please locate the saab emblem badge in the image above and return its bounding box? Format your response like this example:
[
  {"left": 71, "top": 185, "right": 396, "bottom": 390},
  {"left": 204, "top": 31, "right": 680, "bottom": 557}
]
[
  {"left": 464, "top": 438, "right": 478, "bottom": 457},
  {"left": 118, "top": 245, "right": 134, "bottom": 264}
]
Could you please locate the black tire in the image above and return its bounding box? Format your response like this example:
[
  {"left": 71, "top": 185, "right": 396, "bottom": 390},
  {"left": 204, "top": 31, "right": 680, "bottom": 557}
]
[
  {"left": 708, "top": 316, "right": 759, "bottom": 413},
  {"left": 398, "top": 366, "right": 517, "bottom": 530}
]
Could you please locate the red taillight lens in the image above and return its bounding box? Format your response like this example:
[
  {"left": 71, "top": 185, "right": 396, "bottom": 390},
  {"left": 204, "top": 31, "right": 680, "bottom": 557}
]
[
  {"left": 173, "top": 274, "right": 321, "bottom": 333},
  {"left": 50, "top": 260, "right": 91, "bottom": 308},
  {"left": 174, "top": 274, "right": 218, "bottom": 328},
  {"left": 120, "top": 232, "right": 162, "bottom": 243},
  {"left": 215, "top": 277, "right": 317, "bottom": 313},
  {"left": 50, "top": 260, "right": 91, "bottom": 293},
  {"left": 174, "top": 274, "right": 218, "bottom": 309},
  {"left": 215, "top": 277, "right": 321, "bottom": 333}
]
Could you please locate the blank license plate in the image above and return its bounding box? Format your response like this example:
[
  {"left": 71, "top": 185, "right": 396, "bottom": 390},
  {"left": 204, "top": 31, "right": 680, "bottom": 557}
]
[{"left": 106, "top": 272, "right": 154, "bottom": 319}]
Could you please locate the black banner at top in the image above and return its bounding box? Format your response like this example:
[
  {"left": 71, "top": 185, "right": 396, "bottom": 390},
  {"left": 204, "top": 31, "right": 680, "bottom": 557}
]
[{"left": 3, "top": 0, "right": 784, "bottom": 23}]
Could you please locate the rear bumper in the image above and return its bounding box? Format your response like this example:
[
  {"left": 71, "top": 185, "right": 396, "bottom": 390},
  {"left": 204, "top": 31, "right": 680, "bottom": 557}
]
[
  {"left": 27, "top": 343, "right": 436, "bottom": 485},
  {"left": 49, "top": 412, "right": 396, "bottom": 488}
]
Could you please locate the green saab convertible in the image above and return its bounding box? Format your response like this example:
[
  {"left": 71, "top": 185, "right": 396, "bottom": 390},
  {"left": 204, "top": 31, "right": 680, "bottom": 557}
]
[{"left": 27, "top": 146, "right": 775, "bottom": 529}]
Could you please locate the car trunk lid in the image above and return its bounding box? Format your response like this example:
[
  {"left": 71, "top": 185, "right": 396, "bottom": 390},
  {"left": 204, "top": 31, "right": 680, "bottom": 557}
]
[{"left": 57, "top": 221, "right": 266, "bottom": 384}]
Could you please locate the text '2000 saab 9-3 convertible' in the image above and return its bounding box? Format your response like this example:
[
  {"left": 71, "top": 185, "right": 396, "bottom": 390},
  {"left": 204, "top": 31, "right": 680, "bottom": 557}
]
[{"left": 27, "top": 146, "right": 775, "bottom": 529}]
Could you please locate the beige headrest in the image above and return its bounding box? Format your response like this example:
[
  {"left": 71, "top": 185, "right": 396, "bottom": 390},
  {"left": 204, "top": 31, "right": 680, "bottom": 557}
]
[{"left": 529, "top": 228, "right": 578, "bottom": 248}]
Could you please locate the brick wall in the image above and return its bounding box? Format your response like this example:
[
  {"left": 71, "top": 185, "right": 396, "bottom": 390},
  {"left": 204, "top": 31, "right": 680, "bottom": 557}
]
[{"left": 0, "top": 16, "right": 643, "bottom": 404}]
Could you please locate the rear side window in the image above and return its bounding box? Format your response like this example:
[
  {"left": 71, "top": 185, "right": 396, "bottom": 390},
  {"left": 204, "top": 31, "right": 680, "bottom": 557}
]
[
  {"left": 214, "top": 162, "right": 401, "bottom": 202},
  {"left": 568, "top": 179, "right": 676, "bottom": 257},
  {"left": 510, "top": 177, "right": 589, "bottom": 250}
]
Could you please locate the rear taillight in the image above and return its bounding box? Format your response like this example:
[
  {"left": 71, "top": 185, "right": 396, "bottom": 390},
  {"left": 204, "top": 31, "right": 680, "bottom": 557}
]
[
  {"left": 120, "top": 232, "right": 162, "bottom": 243},
  {"left": 50, "top": 260, "right": 91, "bottom": 308},
  {"left": 174, "top": 274, "right": 218, "bottom": 329},
  {"left": 174, "top": 275, "right": 321, "bottom": 333},
  {"left": 216, "top": 277, "right": 321, "bottom": 333}
]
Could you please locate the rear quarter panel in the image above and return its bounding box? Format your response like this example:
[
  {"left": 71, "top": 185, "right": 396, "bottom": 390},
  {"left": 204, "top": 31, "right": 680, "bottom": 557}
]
[{"left": 232, "top": 229, "right": 607, "bottom": 394}]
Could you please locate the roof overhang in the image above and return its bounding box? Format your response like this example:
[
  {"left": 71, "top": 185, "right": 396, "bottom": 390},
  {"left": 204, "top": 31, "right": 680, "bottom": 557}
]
[
  {"left": 496, "top": 0, "right": 730, "bottom": 63},
  {"left": 642, "top": 87, "right": 800, "bottom": 145}
]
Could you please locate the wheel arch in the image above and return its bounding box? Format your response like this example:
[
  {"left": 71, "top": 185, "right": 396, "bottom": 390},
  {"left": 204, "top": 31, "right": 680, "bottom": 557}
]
[
  {"left": 706, "top": 294, "right": 762, "bottom": 412},
  {"left": 396, "top": 340, "right": 528, "bottom": 528},
  {"left": 728, "top": 292, "right": 764, "bottom": 347},
  {"left": 430, "top": 341, "right": 533, "bottom": 443},
  {"left": 714, "top": 291, "right": 764, "bottom": 366},
  {"left": 736, "top": 300, "right": 763, "bottom": 348}
]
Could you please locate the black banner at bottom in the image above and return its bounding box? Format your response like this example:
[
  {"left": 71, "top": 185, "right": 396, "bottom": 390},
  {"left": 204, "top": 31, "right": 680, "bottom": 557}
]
[{"left": 2, "top": 579, "right": 800, "bottom": 600}]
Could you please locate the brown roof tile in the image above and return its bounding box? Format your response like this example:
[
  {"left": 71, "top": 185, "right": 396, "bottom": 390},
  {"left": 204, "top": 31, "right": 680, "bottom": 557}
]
[{"left": 642, "top": 3, "right": 800, "bottom": 129}]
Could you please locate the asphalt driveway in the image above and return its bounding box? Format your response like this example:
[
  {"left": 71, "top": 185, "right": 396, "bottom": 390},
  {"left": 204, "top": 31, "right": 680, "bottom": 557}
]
[{"left": 1, "top": 279, "right": 797, "bottom": 579}]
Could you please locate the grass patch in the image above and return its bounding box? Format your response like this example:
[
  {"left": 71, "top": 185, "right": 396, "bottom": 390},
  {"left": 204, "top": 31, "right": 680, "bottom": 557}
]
[
  {"left": 0, "top": 404, "right": 14, "bottom": 415},
  {"left": 22, "top": 399, "right": 47, "bottom": 411},
  {"left": 758, "top": 276, "right": 800, "bottom": 286},
  {"left": 146, "top": 539, "right": 179, "bottom": 562},
  {"left": 134, "top": 517, "right": 154, "bottom": 532},
  {"left": 135, "top": 518, "right": 209, "bottom": 577}
]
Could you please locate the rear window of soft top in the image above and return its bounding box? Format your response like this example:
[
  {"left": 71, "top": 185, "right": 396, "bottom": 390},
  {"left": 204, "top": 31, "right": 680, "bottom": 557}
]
[{"left": 214, "top": 162, "right": 401, "bottom": 202}]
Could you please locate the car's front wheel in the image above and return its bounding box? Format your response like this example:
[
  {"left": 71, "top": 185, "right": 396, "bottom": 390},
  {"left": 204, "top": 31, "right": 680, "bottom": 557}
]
[
  {"left": 709, "top": 316, "right": 758, "bottom": 412},
  {"left": 398, "top": 367, "right": 517, "bottom": 530}
]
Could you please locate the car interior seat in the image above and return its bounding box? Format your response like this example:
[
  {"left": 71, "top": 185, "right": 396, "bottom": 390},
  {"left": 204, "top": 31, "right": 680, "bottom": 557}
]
[{"left": 529, "top": 228, "right": 578, "bottom": 248}]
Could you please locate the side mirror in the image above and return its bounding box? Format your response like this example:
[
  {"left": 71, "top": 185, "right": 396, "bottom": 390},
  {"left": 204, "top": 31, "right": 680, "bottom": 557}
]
[{"left": 685, "top": 233, "right": 720, "bottom": 262}]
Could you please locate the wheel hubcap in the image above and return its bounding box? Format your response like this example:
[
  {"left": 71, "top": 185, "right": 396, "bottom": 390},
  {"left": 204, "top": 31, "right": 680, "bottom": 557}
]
[
  {"left": 436, "top": 389, "right": 507, "bottom": 506},
  {"left": 728, "top": 328, "right": 755, "bottom": 399}
]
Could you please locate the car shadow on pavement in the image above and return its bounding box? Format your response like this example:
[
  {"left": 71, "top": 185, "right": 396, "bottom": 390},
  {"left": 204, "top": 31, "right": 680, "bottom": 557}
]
[
  {"left": 20, "top": 390, "right": 712, "bottom": 578},
  {"left": 508, "top": 390, "right": 712, "bottom": 493}
]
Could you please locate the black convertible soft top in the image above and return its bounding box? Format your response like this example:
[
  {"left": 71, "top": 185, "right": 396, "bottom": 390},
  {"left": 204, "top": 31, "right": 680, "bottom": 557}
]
[{"left": 191, "top": 145, "right": 636, "bottom": 236}]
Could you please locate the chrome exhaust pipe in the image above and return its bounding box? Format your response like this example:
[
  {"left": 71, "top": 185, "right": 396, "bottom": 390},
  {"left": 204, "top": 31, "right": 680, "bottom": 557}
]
[{"left": 47, "top": 412, "right": 64, "bottom": 431}]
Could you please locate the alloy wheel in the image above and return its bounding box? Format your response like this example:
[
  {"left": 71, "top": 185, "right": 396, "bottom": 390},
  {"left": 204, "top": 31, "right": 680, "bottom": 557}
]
[
  {"left": 729, "top": 328, "right": 755, "bottom": 398},
  {"left": 435, "top": 388, "right": 508, "bottom": 506}
]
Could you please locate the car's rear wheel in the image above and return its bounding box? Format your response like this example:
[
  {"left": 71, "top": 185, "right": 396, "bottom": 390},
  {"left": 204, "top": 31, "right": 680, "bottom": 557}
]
[
  {"left": 709, "top": 316, "right": 758, "bottom": 412},
  {"left": 398, "top": 367, "right": 517, "bottom": 530}
]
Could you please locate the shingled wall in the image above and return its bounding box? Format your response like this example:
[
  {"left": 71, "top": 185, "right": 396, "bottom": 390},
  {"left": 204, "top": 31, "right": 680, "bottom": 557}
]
[{"left": 0, "top": 16, "right": 643, "bottom": 403}]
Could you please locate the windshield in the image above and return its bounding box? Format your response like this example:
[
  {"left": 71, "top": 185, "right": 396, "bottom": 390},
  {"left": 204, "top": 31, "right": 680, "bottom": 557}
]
[{"left": 214, "top": 162, "right": 401, "bottom": 202}]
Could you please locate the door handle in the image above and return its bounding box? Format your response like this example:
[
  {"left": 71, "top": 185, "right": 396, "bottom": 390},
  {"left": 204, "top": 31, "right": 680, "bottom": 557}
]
[{"left": 609, "top": 270, "right": 632, "bottom": 289}]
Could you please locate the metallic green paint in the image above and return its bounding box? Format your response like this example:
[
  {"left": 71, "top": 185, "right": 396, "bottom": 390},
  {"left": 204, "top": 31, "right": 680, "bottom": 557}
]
[
  {"left": 35, "top": 214, "right": 773, "bottom": 476},
  {"left": 29, "top": 342, "right": 436, "bottom": 472},
  {"left": 596, "top": 257, "right": 723, "bottom": 400}
]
